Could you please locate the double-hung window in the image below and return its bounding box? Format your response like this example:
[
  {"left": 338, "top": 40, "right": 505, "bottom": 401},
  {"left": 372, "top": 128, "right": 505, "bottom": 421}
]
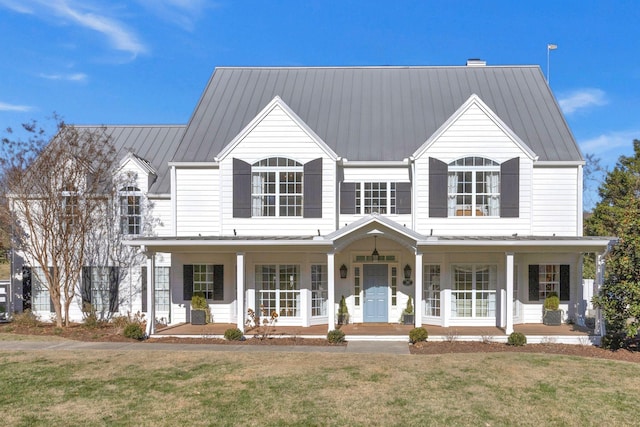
[
  {"left": 61, "top": 186, "right": 79, "bottom": 226},
  {"left": 447, "top": 157, "right": 500, "bottom": 217},
  {"left": 120, "top": 186, "right": 142, "bottom": 235},
  {"left": 451, "top": 264, "right": 497, "bottom": 318},
  {"left": 311, "top": 265, "right": 327, "bottom": 316},
  {"left": 255, "top": 264, "right": 300, "bottom": 317},
  {"left": 355, "top": 182, "right": 397, "bottom": 214},
  {"left": 423, "top": 265, "right": 441, "bottom": 316},
  {"left": 251, "top": 157, "right": 303, "bottom": 217}
]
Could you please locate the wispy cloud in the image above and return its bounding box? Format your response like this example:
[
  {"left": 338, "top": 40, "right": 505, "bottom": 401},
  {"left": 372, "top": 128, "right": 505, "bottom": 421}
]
[
  {"left": 39, "top": 72, "right": 88, "bottom": 82},
  {"left": 0, "top": 0, "right": 147, "bottom": 57},
  {"left": 0, "top": 102, "right": 33, "bottom": 112},
  {"left": 579, "top": 130, "right": 640, "bottom": 168},
  {"left": 136, "top": 0, "right": 212, "bottom": 31},
  {"left": 558, "top": 88, "right": 607, "bottom": 115}
]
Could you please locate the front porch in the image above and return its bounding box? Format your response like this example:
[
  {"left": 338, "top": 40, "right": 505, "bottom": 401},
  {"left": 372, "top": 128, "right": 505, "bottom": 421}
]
[{"left": 153, "top": 322, "right": 598, "bottom": 344}]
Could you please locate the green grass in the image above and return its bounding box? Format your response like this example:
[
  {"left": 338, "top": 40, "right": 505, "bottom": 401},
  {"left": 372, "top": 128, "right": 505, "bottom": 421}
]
[{"left": 0, "top": 350, "right": 638, "bottom": 426}]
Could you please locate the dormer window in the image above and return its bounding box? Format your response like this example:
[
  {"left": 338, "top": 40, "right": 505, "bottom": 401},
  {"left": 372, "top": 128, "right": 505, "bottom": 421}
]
[
  {"left": 251, "top": 157, "right": 303, "bottom": 217},
  {"left": 120, "top": 186, "right": 142, "bottom": 235},
  {"left": 447, "top": 157, "right": 500, "bottom": 217},
  {"left": 61, "top": 186, "right": 79, "bottom": 226}
]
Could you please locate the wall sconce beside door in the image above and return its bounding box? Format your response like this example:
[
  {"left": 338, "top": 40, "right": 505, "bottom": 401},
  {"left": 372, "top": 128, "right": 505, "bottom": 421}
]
[{"left": 340, "top": 264, "right": 348, "bottom": 279}]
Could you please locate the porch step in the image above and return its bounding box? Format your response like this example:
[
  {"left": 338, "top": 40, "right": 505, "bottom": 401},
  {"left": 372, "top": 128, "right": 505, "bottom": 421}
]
[{"left": 346, "top": 341, "right": 410, "bottom": 355}]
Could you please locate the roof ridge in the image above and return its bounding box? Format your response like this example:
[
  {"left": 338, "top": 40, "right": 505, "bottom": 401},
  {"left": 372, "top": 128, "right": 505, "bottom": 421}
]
[{"left": 213, "top": 65, "right": 540, "bottom": 70}]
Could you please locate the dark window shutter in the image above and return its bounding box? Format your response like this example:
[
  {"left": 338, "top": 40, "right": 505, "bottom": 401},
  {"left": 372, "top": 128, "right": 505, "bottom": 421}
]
[
  {"left": 528, "top": 265, "right": 540, "bottom": 301},
  {"left": 429, "top": 157, "right": 448, "bottom": 218},
  {"left": 108, "top": 267, "right": 119, "bottom": 312},
  {"left": 141, "top": 266, "right": 147, "bottom": 313},
  {"left": 396, "top": 182, "right": 412, "bottom": 214},
  {"left": 22, "top": 266, "right": 32, "bottom": 311},
  {"left": 500, "top": 157, "right": 520, "bottom": 218},
  {"left": 48, "top": 267, "right": 55, "bottom": 313},
  {"left": 213, "top": 265, "right": 224, "bottom": 301},
  {"left": 233, "top": 158, "right": 252, "bottom": 218},
  {"left": 560, "top": 265, "right": 570, "bottom": 301},
  {"left": 183, "top": 265, "right": 193, "bottom": 301},
  {"left": 82, "top": 267, "right": 92, "bottom": 307},
  {"left": 303, "top": 158, "right": 323, "bottom": 218},
  {"left": 340, "top": 182, "right": 357, "bottom": 214}
]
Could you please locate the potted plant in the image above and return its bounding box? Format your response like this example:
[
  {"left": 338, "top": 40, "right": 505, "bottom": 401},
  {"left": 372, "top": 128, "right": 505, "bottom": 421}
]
[
  {"left": 403, "top": 296, "right": 414, "bottom": 325},
  {"left": 191, "top": 292, "right": 209, "bottom": 325},
  {"left": 542, "top": 292, "right": 562, "bottom": 326},
  {"left": 337, "top": 295, "right": 349, "bottom": 325}
]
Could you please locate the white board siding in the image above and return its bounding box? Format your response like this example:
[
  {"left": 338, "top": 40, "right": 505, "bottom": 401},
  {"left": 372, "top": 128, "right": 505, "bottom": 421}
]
[
  {"left": 413, "top": 104, "right": 534, "bottom": 236},
  {"left": 175, "top": 168, "right": 219, "bottom": 236},
  {"left": 343, "top": 167, "right": 410, "bottom": 182},
  {"left": 219, "top": 105, "right": 335, "bottom": 236},
  {"left": 150, "top": 198, "right": 172, "bottom": 237},
  {"left": 532, "top": 167, "right": 579, "bottom": 236}
]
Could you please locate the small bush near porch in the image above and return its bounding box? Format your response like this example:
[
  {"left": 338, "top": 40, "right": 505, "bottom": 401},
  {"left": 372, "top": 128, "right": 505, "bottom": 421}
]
[{"left": 0, "top": 349, "right": 638, "bottom": 425}]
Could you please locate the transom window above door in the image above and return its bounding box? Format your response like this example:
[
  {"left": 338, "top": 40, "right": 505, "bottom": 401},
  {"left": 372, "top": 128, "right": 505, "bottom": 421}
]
[
  {"left": 251, "top": 157, "right": 303, "bottom": 217},
  {"left": 448, "top": 157, "right": 500, "bottom": 217}
]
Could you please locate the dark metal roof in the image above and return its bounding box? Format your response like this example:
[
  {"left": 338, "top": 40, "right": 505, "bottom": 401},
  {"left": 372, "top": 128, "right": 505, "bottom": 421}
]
[
  {"left": 76, "top": 125, "right": 185, "bottom": 194},
  {"left": 175, "top": 66, "right": 582, "bottom": 163}
]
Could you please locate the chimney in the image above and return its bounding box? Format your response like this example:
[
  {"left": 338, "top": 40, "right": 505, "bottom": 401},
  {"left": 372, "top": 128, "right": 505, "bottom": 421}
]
[{"left": 466, "top": 58, "right": 486, "bottom": 67}]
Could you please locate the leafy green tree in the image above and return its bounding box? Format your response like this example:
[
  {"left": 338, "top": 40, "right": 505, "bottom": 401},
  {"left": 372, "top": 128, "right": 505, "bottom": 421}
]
[{"left": 587, "top": 140, "right": 640, "bottom": 338}]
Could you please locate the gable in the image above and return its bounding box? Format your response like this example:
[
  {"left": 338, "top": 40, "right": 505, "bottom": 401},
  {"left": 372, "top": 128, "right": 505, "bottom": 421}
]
[
  {"left": 216, "top": 96, "right": 337, "bottom": 162},
  {"left": 414, "top": 94, "right": 537, "bottom": 162}
]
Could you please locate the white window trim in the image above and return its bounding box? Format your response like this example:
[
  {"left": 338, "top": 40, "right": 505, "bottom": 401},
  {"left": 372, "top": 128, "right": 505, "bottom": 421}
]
[
  {"left": 354, "top": 181, "right": 397, "bottom": 215},
  {"left": 447, "top": 157, "right": 500, "bottom": 217},
  {"left": 251, "top": 159, "right": 303, "bottom": 217}
]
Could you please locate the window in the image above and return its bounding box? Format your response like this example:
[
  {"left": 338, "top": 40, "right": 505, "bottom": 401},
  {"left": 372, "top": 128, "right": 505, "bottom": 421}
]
[
  {"left": 255, "top": 264, "right": 300, "bottom": 317},
  {"left": 452, "top": 264, "right": 496, "bottom": 318},
  {"left": 155, "top": 267, "right": 170, "bottom": 312},
  {"left": 311, "top": 265, "right": 327, "bottom": 316},
  {"left": 82, "top": 267, "right": 119, "bottom": 315},
  {"left": 120, "top": 186, "right": 142, "bottom": 235},
  {"left": 355, "top": 182, "right": 397, "bottom": 214},
  {"left": 31, "top": 267, "right": 51, "bottom": 312},
  {"left": 538, "top": 265, "right": 560, "bottom": 300},
  {"left": 61, "top": 187, "right": 79, "bottom": 226},
  {"left": 447, "top": 157, "right": 500, "bottom": 217},
  {"left": 251, "top": 157, "right": 303, "bottom": 217},
  {"left": 193, "top": 265, "right": 224, "bottom": 300},
  {"left": 424, "top": 265, "right": 441, "bottom": 316},
  {"left": 354, "top": 266, "right": 361, "bottom": 306},
  {"left": 391, "top": 266, "right": 398, "bottom": 305}
]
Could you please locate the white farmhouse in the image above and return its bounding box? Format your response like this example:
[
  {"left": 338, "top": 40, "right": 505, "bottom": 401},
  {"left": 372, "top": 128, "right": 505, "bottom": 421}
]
[{"left": 12, "top": 62, "right": 613, "bottom": 336}]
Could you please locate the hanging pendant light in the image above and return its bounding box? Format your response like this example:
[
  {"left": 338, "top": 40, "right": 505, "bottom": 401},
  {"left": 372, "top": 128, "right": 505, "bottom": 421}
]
[{"left": 371, "top": 235, "right": 379, "bottom": 262}]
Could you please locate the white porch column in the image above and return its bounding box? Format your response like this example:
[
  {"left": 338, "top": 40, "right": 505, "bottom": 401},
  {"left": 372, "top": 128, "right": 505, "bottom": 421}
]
[
  {"left": 505, "top": 252, "right": 514, "bottom": 335},
  {"left": 145, "top": 252, "right": 156, "bottom": 336},
  {"left": 595, "top": 252, "right": 606, "bottom": 336},
  {"left": 442, "top": 289, "right": 451, "bottom": 327},
  {"left": 236, "top": 252, "right": 245, "bottom": 331},
  {"left": 414, "top": 252, "right": 423, "bottom": 327},
  {"left": 327, "top": 252, "right": 336, "bottom": 331}
]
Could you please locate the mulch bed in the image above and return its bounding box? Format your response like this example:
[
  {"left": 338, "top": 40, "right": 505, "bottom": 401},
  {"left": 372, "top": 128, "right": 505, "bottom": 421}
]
[{"left": 3, "top": 321, "right": 640, "bottom": 362}]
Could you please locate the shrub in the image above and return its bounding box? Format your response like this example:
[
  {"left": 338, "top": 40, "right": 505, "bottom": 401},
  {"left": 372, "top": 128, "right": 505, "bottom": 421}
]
[
  {"left": 601, "top": 333, "right": 625, "bottom": 350},
  {"left": 123, "top": 323, "right": 145, "bottom": 340},
  {"left": 82, "top": 303, "right": 100, "bottom": 329},
  {"left": 404, "top": 296, "right": 414, "bottom": 315},
  {"left": 409, "top": 327, "right": 428, "bottom": 344},
  {"left": 12, "top": 309, "right": 39, "bottom": 327},
  {"left": 507, "top": 332, "right": 527, "bottom": 346},
  {"left": 327, "top": 329, "right": 346, "bottom": 343},
  {"left": 224, "top": 327, "right": 244, "bottom": 341},
  {"left": 544, "top": 293, "right": 560, "bottom": 311}
]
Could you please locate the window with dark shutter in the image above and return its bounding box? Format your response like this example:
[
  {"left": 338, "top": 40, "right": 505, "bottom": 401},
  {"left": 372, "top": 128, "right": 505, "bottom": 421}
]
[
  {"left": 429, "top": 157, "right": 448, "bottom": 218},
  {"left": 82, "top": 267, "right": 92, "bottom": 308},
  {"left": 500, "top": 157, "right": 520, "bottom": 218},
  {"left": 303, "top": 158, "right": 322, "bottom": 218},
  {"left": 213, "top": 265, "right": 224, "bottom": 301},
  {"left": 233, "top": 158, "right": 252, "bottom": 218},
  {"left": 396, "top": 182, "right": 412, "bottom": 214},
  {"left": 141, "top": 266, "right": 147, "bottom": 312},
  {"left": 560, "top": 265, "right": 570, "bottom": 301},
  {"left": 528, "top": 265, "right": 540, "bottom": 301},
  {"left": 183, "top": 265, "right": 194, "bottom": 301},
  {"left": 340, "top": 182, "right": 357, "bottom": 214},
  {"left": 108, "top": 267, "right": 119, "bottom": 312}
]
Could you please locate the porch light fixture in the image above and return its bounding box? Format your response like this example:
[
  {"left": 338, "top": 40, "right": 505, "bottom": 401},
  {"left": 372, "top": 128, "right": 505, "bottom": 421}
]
[
  {"left": 404, "top": 264, "right": 412, "bottom": 279},
  {"left": 340, "top": 264, "right": 348, "bottom": 279},
  {"left": 371, "top": 235, "right": 379, "bottom": 261}
]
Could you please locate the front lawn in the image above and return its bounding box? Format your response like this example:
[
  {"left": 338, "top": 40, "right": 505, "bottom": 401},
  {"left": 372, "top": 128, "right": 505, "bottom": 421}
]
[{"left": 0, "top": 349, "right": 638, "bottom": 426}]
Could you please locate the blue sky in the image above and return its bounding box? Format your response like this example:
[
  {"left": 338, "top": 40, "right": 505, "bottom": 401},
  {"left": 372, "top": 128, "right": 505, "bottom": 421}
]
[{"left": 1, "top": 0, "right": 638, "bottom": 183}]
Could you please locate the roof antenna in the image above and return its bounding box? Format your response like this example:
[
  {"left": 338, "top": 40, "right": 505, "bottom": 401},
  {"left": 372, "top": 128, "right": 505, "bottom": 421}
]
[
  {"left": 233, "top": 229, "right": 237, "bottom": 236},
  {"left": 430, "top": 229, "right": 433, "bottom": 236},
  {"left": 317, "top": 229, "right": 321, "bottom": 236}
]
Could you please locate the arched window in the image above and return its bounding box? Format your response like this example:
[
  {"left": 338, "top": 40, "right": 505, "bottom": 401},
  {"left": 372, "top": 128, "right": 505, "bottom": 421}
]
[
  {"left": 447, "top": 157, "right": 500, "bottom": 217},
  {"left": 120, "top": 186, "right": 142, "bottom": 235},
  {"left": 251, "top": 157, "right": 303, "bottom": 217}
]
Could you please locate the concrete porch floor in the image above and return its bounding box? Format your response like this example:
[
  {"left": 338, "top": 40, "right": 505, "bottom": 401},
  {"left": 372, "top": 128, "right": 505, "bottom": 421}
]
[{"left": 154, "top": 322, "right": 597, "bottom": 344}]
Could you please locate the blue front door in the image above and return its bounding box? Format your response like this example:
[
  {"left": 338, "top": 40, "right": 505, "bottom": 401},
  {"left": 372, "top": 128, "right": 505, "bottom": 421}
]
[{"left": 363, "top": 264, "right": 388, "bottom": 322}]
